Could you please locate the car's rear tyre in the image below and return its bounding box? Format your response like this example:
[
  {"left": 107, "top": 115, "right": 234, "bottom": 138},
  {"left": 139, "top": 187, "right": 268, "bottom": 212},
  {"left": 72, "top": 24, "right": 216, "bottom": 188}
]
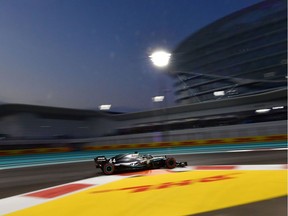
[
  {"left": 165, "top": 157, "right": 176, "bottom": 169},
  {"left": 103, "top": 163, "right": 115, "bottom": 175}
]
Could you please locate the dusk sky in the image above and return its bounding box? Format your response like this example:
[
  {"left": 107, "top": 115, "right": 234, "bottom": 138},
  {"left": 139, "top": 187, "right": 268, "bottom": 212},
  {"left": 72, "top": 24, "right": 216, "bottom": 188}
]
[{"left": 0, "top": 0, "right": 262, "bottom": 112}]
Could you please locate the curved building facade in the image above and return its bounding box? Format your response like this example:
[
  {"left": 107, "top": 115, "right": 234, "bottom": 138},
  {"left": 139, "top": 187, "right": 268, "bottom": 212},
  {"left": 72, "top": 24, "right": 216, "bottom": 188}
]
[{"left": 170, "top": 0, "right": 287, "bottom": 104}]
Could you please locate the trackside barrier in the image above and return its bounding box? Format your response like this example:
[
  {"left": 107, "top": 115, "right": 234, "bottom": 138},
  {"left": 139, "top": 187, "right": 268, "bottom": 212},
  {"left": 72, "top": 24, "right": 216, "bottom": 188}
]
[
  {"left": 0, "top": 147, "right": 72, "bottom": 156},
  {"left": 0, "top": 135, "right": 286, "bottom": 156},
  {"left": 83, "top": 134, "right": 287, "bottom": 151}
]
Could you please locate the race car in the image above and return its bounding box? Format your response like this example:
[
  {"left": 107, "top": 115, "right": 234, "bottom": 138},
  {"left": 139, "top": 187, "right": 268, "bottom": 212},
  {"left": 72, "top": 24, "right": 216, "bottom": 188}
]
[{"left": 94, "top": 152, "right": 188, "bottom": 175}]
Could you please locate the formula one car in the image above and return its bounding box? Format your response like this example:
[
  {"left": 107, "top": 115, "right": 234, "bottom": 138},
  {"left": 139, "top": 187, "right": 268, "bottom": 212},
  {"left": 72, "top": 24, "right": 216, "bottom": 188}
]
[{"left": 94, "top": 152, "right": 188, "bottom": 175}]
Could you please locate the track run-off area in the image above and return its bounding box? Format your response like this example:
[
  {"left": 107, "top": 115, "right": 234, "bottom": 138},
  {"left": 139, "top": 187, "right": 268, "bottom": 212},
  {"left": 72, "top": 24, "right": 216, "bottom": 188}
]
[{"left": 0, "top": 145, "right": 287, "bottom": 216}]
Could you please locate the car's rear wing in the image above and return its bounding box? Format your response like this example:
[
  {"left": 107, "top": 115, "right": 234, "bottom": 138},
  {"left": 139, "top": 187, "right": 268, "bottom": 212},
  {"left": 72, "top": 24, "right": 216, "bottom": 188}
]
[{"left": 94, "top": 156, "right": 108, "bottom": 163}]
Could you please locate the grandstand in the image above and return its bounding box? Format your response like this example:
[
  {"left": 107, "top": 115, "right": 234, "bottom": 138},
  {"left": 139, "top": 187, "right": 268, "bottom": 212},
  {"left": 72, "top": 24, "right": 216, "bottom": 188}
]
[{"left": 170, "top": 0, "right": 287, "bottom": 104}]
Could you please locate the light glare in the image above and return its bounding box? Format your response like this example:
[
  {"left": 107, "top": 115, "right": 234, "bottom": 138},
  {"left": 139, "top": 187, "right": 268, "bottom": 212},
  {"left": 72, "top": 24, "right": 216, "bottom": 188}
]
[
  {"left": 255, "top": 109, "right": 270, "bottom": 113},
  {"left": 149, "top": 51, "right": 171, "bottom": 67},
  {"left": 99, "top": 104, "right": 111, "bottom": 110},
  {"left": 152, "top": 96, "right": 165, "bottom": 102},
  {"left": 213, "top": 91, "right": 225, "bottom": 96},
  {"left": 272, "top": 106, "right": 284, "bottom": 110}
]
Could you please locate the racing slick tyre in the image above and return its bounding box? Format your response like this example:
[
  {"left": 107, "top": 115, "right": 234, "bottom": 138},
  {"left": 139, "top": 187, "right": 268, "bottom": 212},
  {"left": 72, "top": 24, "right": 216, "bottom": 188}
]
[
  {"left": 165, "top": 157, "right": 176, "bottom": 169},
  {"left": 103, "top": 163, "right": 115, "bottom": 175}
]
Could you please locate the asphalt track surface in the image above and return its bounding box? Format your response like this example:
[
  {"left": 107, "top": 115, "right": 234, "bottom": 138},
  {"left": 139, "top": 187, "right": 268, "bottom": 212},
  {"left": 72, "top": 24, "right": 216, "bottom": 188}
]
[{"left": 0, "top": 150, "right": 287, "bottom": 215}]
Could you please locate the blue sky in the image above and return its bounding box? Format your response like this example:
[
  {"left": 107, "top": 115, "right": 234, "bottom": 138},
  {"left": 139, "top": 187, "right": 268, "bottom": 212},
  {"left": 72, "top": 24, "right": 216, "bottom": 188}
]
[{"left": 0, "top": 0, "right": 262, "bottom": 111}]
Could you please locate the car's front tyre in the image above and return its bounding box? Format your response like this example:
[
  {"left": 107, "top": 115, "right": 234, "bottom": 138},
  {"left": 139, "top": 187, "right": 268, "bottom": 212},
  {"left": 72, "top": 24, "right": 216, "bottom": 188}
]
[{"left": 165, "top": 158, "right": 176, "bottom": 169}]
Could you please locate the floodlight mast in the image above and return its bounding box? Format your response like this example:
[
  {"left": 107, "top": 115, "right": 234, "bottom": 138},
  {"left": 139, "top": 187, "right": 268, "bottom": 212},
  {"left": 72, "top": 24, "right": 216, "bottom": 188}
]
[
  {"left": 149, "top": 50, "right": 172, "bottom": 108},
  {"left": 149, "top": 50, "right": 200, "bottom": 103}
]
